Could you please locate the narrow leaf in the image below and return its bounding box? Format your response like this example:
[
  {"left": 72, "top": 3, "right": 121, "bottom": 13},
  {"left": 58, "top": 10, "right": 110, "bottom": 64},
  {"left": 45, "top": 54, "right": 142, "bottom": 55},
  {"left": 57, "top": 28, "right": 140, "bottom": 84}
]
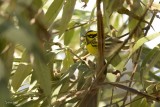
[
  {"left": 129, "top": 32, "right": 160, "bottom": 57},
  {"left": 61, "top": 49, "right": 74, "bottom": 73},
  {"left": 64, "top": 29, "right": 75, "bottom": 46},
  {"left": 59, "top": 0, "right": 76, "bottom": 35},
  {"left": 45, "top": 0, "right": 64, "bottom": 26},
  {"left": 143, "top": 51, "right": 160, "bottom": 74},
  {"left": 11, "top": 64, "right": 32, "bottom": 91},
  {"left": 149, "top": 70, "right": 160, "bottom": 81},
  {"left": 32, "top": 55, "right": 51, "bottom": 98}
]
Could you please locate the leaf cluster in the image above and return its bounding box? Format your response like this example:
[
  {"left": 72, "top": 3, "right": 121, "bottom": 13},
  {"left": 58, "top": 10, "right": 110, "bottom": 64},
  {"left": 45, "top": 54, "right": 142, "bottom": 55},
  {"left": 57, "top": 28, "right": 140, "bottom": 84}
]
[{"left": 0, "top": 0, "right": 160, "bottom": 107}]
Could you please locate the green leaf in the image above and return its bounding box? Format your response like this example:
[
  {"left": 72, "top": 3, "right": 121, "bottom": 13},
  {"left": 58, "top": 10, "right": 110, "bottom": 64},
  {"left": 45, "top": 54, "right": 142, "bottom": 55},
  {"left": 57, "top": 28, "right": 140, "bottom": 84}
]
[
  {"left": 143, "top": 49, "right": 160, "bottom": 75},
  {"left": 105, "top": 0, "right": 124, "bottom": 13},
  {"left": 32, "top": 55, "right": 51, "bottom": 98},
  {"left": 149, "top": 70, "right": 160, "bottom": 81},
  {"left": 61, "top": 49, "right": 74, "bottom": 73},
  {"left": 77, "top": 62, "right": 93, "bottom": 90},
  {"left": 61, "top": 62, "right": 80, "bottom": 80},
  {"left": 45, "top": 0, "right": 64, "bottom": 26},
  {"left": 129, "top": 32, "right": 160, "bottom": 58},
  {"left": 131, "top": 97, "right": 150, "bottom": 107},
  {"left": 1, "top": 44, "right": 14, "bottom": 73},
  {"left": 0, "top": 38, "right": 7, "bottom": 53},
  {"left": 59, "top": 0, "right": 76, "bottom": 35},
  {"left": 140, "top": 47, "right": 158, "bottom": 80},
  {"left": 109, "top": 54, "right": 122, "bottom": 67},
  {"left": 32, "top": 0, "right": 43, "bottom": 10},
  {"left": 0, "top": 59, "right": 5, "bottom": 80},
  {"left": 11, "top": 64, "right": 32, "bottom": 91},
  {"left": 114, "top": 53, "right": 129, "bottom": 71},
  {"left": 64, "top": 22, "right": 75, "bottom": 46},
  {"left": 21, "top": 50, "right": 30, "bottom": 62},
  {"left": 141, "top": 47, "right": 157, "bottom": 68},
  {"left": 3, "top": 27, "right": 35, "bottom": 49},
  {"left": 56, "top": 62, "right": 80, "bottom": 103},
  {"left": 57, "top": 79, "right": 70, "bottom": 98}
]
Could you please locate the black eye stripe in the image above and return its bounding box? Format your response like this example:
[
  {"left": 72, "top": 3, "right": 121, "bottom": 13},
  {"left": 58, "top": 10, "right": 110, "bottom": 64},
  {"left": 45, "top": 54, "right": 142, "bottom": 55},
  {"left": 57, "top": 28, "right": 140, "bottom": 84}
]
[{"left": 88, "top": 34, "right": 97, "bottom": 38}]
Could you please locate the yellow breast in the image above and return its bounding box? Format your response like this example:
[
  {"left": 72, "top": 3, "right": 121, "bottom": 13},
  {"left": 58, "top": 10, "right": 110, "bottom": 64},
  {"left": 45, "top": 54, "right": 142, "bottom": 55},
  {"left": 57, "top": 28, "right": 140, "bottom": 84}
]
[{"left": 86, "top": 44, "right": 98, "bottom": 56}]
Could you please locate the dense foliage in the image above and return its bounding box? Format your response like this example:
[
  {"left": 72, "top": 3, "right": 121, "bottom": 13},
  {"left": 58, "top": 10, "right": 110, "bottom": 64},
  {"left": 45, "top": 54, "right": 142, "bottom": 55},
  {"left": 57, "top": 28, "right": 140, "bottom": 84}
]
[{"left": 0, "top": 0, "right": 160, "bottom": 107}]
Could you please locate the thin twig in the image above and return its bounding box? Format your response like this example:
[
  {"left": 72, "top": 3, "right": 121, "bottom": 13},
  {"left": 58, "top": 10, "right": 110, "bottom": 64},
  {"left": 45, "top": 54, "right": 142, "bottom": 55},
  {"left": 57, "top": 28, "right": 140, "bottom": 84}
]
[
  {"left": 110, "top": 87, "right": 114, "bottom": 106},
  {"left": 99, "top": 82, "right": 158, "bottom": 101},
  {"left": 51, "top": 20, "right": 96, "bottom": 35}
]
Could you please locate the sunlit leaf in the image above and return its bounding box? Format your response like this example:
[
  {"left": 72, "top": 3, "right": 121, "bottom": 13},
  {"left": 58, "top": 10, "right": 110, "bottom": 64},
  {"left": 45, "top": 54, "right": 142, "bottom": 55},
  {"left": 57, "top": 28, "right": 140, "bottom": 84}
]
[
  {"left": 45, "top": 0, "right": 64, "bottom": 26},
  {"left": 21, "top": 100, "right": 41, "bottom": 107},
  {"left": 0, "top": 0, "right": 160, "bottom": 106},
  {"left": 11, "top": 64, "right": 32, "bottom": 91},
  {"left": 61, "top": 49, "right": 74, "bottom": 73},
  {"left": 59, "top": 0, "right": 76, "bottom": 35},
  {"left": 64, "top": 22, "right": 75, "bottom": 46},
  {"left": 129, "top": 32, "right": 160, "bottom": 57}
]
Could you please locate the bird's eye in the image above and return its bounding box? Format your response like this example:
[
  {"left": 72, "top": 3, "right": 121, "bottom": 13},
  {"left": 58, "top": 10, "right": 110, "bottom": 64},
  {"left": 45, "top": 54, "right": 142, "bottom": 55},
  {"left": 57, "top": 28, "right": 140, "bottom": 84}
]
[{"left": 88, "top": 34, "right": 96, "bottom": 38}]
